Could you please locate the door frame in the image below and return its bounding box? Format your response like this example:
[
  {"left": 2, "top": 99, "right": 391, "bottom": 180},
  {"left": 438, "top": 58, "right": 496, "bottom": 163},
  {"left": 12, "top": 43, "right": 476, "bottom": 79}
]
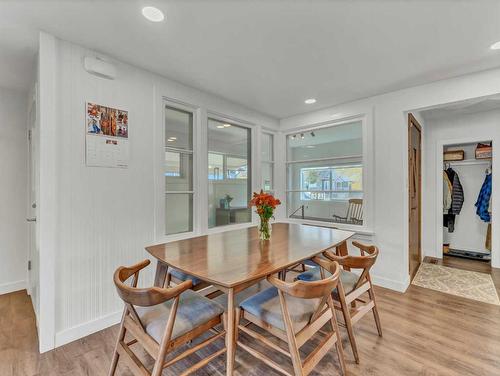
[{"left": 408, "top": 113, "right": 422, "bottom": 278}]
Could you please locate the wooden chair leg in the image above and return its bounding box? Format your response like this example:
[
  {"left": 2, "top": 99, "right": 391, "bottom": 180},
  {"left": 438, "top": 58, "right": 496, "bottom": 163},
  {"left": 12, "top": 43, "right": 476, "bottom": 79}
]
[
  {"left": 338, "top": 292, "right": 359, "bottom": 364},
  {"left": 108, "top": 310, "right": 128, "bottom": 376},
  {"left": 328, "top": 297, "right": 346, "bottom": 376},
  {"left": 368, "top": 287, "right": 383, "bottom": 337}
]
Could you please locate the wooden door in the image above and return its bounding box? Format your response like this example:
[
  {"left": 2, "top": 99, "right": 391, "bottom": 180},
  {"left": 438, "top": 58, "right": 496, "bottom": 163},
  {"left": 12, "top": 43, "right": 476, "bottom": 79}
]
[{"left": 408, "top": 114, "right": 422, "bottom": 279}]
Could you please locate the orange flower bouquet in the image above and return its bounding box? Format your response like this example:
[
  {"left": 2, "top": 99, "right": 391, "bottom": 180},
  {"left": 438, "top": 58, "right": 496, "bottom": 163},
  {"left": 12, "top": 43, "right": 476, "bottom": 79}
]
[{"left": 249, "top": 190, "right": 281, "bottom": 240}]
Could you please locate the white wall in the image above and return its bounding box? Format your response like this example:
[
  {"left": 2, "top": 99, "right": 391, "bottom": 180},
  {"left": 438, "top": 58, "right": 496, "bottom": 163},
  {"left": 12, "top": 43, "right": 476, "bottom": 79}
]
[
  {"left": 280, "top": 66, "right": 500, "bottom": 292},
  {"left": 422, "top": 110, "right": 500, "bottom": 259},
  {"left": 0, "top": 87, "right": 28, "bottom": 295},
  {"left": 38, "top": 33, "right": 278, "bottom": 349}
]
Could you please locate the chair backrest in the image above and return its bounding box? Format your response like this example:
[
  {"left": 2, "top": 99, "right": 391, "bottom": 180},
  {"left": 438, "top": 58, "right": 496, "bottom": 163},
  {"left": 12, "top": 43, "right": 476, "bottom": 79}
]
[
  {"left": 267, "top": 261, "right": 341, "bottom": 299},
  {"left": 113, "top": 259, "right": 192, "bottom": 307},
  {"left": 346, "top": 199, "right": 363, "bottom": 221},
  {"left": 323, "top": 242, "right": 379, "bottom": 289}
]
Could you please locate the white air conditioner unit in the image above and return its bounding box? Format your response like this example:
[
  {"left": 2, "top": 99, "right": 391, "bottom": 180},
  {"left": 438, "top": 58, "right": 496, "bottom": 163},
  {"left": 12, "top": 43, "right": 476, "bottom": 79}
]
[{"left": 84, "top": 56, "right": 117, "bottom": 80}]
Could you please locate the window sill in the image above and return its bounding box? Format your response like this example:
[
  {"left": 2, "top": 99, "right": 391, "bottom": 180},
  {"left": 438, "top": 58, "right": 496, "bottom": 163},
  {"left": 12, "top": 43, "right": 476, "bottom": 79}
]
[
  {"left": 155, "top": 221, "right": 258, "bottom": 244},
  {"left": 282, "top": 217, "right": 374, "bottom": 236}
]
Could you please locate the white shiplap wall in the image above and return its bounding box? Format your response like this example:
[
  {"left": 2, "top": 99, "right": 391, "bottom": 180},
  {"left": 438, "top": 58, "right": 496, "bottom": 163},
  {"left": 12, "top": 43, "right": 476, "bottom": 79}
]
[{"left": 50, "top": 37, "right": 278, "bottom": 346}]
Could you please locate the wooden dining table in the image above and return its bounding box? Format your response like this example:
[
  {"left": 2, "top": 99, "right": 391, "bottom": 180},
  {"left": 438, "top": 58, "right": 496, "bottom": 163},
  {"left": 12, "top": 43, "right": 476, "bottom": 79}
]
[{"left": 145, "top": 222, "right": 355, "bottom": 375}]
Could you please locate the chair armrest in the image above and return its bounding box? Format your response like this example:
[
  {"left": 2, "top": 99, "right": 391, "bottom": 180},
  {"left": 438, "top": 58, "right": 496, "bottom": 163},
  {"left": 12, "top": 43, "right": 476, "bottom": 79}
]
[{"left": 117, "top": 259, "right": 151, "bottom": 287}]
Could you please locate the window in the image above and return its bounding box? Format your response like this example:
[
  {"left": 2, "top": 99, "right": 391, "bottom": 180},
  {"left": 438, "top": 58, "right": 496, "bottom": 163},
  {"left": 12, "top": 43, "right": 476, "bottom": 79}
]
[
  {"left": 208, "top": 118, "right": 251, "bottom": 228},
  {"left": 300, "top": 165, "right": 362, "bottom": 201},
  {"left": 164, "top": 106, "right": 194, "bottom": 235},
  {"left": 286, "top": 121, "right": 364, "bottom": 225},
  {"left": 261, "top": 133, "right": 274, "bottom": 192}
]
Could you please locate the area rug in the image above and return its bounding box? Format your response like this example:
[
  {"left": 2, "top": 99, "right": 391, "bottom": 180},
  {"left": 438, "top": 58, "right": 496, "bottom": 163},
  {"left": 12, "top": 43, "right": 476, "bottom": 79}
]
[{"left": 412, "top": 263, "right": 500, "bottom": 305}]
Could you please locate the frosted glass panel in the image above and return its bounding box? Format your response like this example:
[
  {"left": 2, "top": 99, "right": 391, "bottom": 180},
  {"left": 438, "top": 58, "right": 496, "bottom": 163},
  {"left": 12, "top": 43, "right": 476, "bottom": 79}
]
[
  {"left": 165, "top": 106, "right": 193, "bottom": 150},
  {"left": 165, "top": 194, "right": 193, "bottom": 235},
  {"left": 261, "top": 133, "right": 273, "bottom": 162}
]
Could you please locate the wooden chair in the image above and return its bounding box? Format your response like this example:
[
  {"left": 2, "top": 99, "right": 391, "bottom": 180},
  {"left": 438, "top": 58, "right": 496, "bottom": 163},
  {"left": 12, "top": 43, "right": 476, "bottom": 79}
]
[
  {"left": 108, "top": 259, "right": 226, "bottom": 376},
  {"left": 332, "top": 199, "right": 363, "bottom": 225},
  {"left": 297, "top": 242, "right": 382, "bottom": 364},
  {"left": 236, "top": 260, "right": 346, "bottom": 376}
]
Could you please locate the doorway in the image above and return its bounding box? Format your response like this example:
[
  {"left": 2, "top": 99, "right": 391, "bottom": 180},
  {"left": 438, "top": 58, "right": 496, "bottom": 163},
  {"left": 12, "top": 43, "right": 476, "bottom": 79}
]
[
  {"left": 408, "top": 113, "right": 422, "bottom": 280},
  {"left": 27, "top": 91, "right": 39, "bottom": 320}
]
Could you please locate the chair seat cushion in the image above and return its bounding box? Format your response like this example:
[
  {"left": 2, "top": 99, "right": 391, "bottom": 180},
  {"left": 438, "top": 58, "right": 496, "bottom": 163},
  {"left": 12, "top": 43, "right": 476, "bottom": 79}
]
[
  {"left": 296, "top": 268, "right": 359, "bottom": 295},
  {"left": 214, "top": 280, "right": 272, "bottom": 309},
  {"left": 135, "top": 289, "right": 224, "bottom": 343},
  {"left": 170, "top": 268, "right": 203, "bottom": 286},
  {"left": 302, "top": 259, "right": 318, "bottom": 267},
  {"left": 239, "top": 287, "right": 320, "bottom": 333}
]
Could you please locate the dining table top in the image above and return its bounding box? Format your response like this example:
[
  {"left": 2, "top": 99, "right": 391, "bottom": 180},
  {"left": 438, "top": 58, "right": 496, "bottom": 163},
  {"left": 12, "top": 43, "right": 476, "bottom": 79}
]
[{"left": 145, "top": 222, "right": 355, "bottom": 288}]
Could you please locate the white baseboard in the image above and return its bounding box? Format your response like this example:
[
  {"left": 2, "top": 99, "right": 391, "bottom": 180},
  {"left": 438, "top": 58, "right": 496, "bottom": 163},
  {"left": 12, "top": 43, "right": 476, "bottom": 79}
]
[
  {"left": 0, "top": 280, "right": 26, "bottom": 295},
  {"left": 55, "top": 310, "right": 122, "bottom": 348},
  {"left": 371, "top": 274, "right": 410, "bottom": 293}
]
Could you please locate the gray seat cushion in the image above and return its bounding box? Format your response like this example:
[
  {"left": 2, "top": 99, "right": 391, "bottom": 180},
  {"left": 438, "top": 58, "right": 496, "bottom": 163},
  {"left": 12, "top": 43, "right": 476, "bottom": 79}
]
[
  {"left": 239, "top": 287, "right": 320, "bottom": 333},
  {"left": 170, "top": 268, "right": 203, "bottom": 286},
  {"left": 135, "top": 289, "right": 224, "bottom": 343},
  {"left": 296, "top": 268, "right": 359, "bottom": 295},
  {"left": 214, "top": 280, "right": 272, "bottom": 308}
]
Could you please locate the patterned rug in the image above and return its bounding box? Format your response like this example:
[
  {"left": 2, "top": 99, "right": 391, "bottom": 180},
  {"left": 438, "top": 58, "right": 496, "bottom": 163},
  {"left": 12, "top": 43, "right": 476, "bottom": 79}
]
[{"left": 412, "top": 263, "right": 500, "bottom": 305}]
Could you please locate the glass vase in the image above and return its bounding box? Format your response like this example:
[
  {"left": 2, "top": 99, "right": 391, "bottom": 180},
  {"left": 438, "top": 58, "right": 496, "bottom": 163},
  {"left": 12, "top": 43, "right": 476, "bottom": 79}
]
[{"left": 259, "top": 218, "right": 272, "bottom": 240}]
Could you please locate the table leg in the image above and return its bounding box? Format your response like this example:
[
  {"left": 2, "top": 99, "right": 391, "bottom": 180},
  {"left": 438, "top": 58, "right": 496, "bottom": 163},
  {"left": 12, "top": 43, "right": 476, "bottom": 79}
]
[
  {"left": 337, "top": 240, "right": 349, "bottom": 257},
  {"left": 226, "top": 287, "right": 236, "bottom": 375},
  {"left": 154, "top": 261, "right": 168, "bottom": 287}
]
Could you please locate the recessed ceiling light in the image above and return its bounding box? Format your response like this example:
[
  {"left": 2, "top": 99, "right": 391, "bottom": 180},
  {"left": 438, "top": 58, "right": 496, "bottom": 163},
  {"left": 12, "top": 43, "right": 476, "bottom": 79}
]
[
  {"left": 491, "top": 41, "right": 500, "bottom": 50},
  {"left": 223, "top": 123, "right": 232, "bottom": 128},
  {"left": 142, "top": 6, "right": 165, "bottom": 22},
  {"left": 169, "top": 136, "right": 177, "bottom": 140},
  {"left": 216, "top": 125, "right": 225, "bottom": 129},
  {"left": 304, "top": 98, "right": 316, "bottom": 104},
  {"left": 167, "top": 138, "right": 175, "bottom": 142}
]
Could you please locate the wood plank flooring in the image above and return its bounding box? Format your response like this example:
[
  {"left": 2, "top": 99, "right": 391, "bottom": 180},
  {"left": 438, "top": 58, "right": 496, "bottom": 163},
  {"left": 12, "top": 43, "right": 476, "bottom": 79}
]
[{"left": 1, "top": 258, "right": 500, "bottom": 375}]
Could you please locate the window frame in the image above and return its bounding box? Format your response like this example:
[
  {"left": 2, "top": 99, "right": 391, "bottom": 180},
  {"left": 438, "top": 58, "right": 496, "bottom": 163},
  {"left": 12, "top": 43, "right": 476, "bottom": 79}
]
[
  {"left": 261, "top": 131, "right": 275, "bottom": 193},
  {"left": 284, "top": 115, "right": 372, "bottom": 232},
  {"left": 206, "top": 112, "right": 257, "bottom": 232},
  {"left": 156, "top": 99, "right": 199, "bottom": 241}
]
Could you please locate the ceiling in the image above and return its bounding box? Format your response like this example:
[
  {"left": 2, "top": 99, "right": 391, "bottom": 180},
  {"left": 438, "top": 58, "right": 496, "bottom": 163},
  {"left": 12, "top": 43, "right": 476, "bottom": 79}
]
[
  {"left": 2, "top": 1, "right": 500, "bottom": 118},
  {"left": 421, "top": 94, "right": 500, "bottom": 120}
]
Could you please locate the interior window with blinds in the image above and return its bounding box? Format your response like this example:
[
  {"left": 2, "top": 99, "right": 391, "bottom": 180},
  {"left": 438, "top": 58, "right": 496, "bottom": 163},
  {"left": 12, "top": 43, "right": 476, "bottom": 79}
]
[
  {"left": 164, "top": 106, "right": 194, "bottom": 235},
  {"left": 286, "top": 121, "right": 363, "bottom": 225}
]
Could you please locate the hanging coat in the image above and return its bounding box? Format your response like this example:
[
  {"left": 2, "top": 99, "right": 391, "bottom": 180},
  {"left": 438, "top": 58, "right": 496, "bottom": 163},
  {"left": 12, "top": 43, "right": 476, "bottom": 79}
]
[
  {"left": 443, "top": 171, "right": 452, "bottom": 213},
  {"left": 449, "top": 169, "right": 464, "bottom": 215},
  {"left": 443, "top": 168, "right": 464, "bottom": 232},
  {"left": 475, "top": 173, "right": 492, "bottom": 222}
]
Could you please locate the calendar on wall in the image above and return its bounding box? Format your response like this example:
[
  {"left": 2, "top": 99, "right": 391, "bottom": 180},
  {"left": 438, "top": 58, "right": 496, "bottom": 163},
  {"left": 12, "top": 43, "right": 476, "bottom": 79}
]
[{"left": 85, "top": 102, "right": 129, "bottom": 168}]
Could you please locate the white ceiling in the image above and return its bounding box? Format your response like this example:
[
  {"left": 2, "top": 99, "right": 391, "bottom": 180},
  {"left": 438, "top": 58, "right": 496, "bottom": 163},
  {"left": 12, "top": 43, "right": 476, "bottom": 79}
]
[
  {"left": 2, "top": 1, "right": 500, "bottom": 118},
  {"left": 421, "top": 94, "right": 500, "bottom": 121}
]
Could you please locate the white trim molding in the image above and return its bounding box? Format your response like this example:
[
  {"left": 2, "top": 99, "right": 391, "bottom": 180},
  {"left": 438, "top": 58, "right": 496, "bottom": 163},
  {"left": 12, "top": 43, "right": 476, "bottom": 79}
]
[
  {"left": 0, "top": 280, "right": 26, "bottom": 295},
  {"left": 55, "top": 310, "right": 122, "bottom": 348}
]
